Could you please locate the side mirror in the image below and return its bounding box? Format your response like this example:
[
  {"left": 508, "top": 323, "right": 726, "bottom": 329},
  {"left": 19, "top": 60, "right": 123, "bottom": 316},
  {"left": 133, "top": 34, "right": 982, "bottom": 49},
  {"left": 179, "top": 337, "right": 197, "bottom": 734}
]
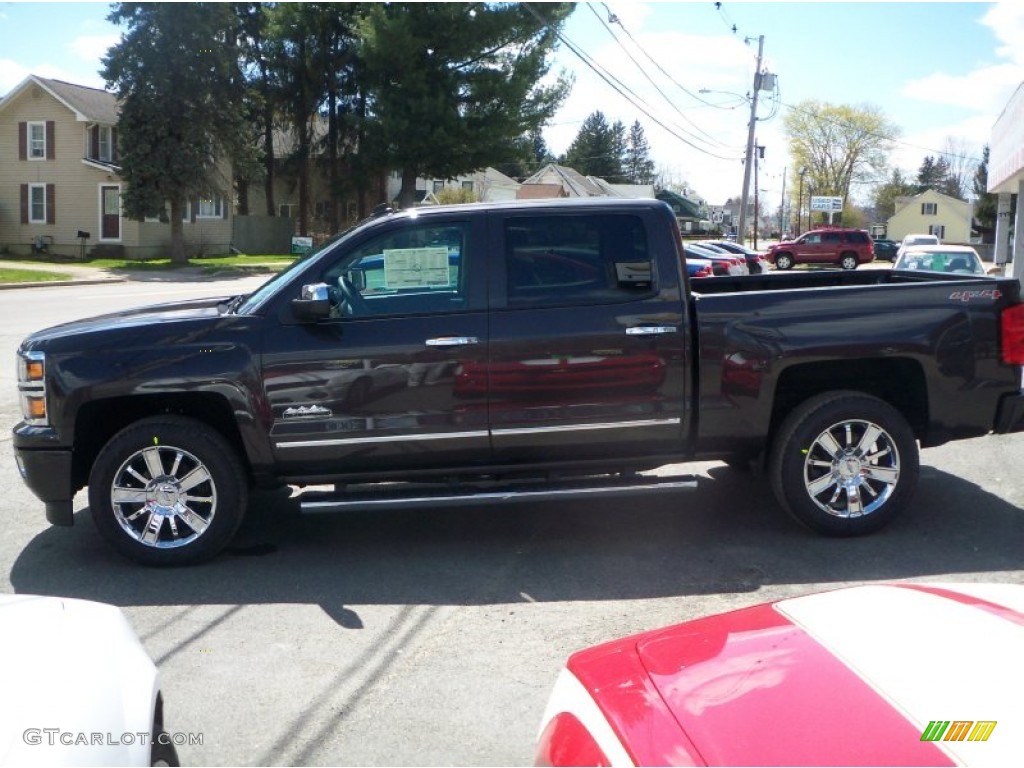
[{"left": 292, "top": 282, "right": 332, "bottom": 321}]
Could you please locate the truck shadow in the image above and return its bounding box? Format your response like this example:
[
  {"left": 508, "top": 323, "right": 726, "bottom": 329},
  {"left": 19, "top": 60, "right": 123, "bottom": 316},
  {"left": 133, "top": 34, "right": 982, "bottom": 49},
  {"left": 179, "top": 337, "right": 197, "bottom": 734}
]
[{"left": 9, "top": 463, "right": 1022, "bottom": 626}]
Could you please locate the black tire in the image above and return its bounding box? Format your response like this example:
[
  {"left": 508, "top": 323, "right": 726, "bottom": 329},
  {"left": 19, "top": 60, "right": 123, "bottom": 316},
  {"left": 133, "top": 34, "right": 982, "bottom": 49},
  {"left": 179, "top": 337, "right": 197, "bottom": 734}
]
[
  {"left": 150, "top": 731, "right": 180, "bottom": 767},
  {"left": 88, "top": 416, "right": 248, "bottom": 566},
  {"left": 769, "top": 392, "right": 918, "bottom": 536},
  {"left": 775, "top": 253, "right": 794, "bottom": 270},
  {"left": 840, "top": 253, "right": 858, "bottom": 270}
]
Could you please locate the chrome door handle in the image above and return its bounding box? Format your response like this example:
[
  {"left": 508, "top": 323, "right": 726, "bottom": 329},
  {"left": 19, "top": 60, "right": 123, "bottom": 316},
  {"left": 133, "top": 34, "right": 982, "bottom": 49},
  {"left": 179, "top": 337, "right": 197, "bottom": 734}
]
[
  {"left": 626, "top": 326, "right": 677, "bottom": 336},
  {"left": 425, "top": 336, "right": 480, "bottom": 346}
]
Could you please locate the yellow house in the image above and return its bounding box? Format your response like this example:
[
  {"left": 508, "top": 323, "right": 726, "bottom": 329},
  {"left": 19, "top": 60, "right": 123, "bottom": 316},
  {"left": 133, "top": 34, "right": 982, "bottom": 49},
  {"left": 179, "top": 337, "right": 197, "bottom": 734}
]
[
  {"left": 0, "top": 74, "right": 232, "bottom": 258},
  {"left": 886, "top": 189, "right": 972, "bottom": 244}
]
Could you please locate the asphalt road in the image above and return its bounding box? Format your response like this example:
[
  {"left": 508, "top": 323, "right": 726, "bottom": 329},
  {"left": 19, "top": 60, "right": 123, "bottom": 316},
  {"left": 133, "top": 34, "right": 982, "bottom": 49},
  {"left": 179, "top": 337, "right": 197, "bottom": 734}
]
[{"left": 1, "top": 275, "right": 1022, "bottom": 766}]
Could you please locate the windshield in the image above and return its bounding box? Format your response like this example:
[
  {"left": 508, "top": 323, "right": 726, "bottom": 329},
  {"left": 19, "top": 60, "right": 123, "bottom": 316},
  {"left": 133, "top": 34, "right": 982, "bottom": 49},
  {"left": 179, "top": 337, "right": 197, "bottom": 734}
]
[{"left": 233, "top": 228, "right": 353, "bottom": 314}]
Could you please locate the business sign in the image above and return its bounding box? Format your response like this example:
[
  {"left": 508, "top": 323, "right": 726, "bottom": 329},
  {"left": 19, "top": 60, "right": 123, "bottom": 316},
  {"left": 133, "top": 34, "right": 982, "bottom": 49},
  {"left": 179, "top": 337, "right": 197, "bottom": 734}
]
[
  {"left": 290, "top": 236, "right": 314, "bottom": 255},
  {"left": 810, "top": 195, "right": 843, "bottom": 212}
]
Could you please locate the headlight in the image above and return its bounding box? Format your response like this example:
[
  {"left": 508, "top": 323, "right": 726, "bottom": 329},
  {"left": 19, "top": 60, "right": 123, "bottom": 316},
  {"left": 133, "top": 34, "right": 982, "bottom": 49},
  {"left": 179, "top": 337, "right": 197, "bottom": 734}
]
[{"left": 17, "top": 351, "right": 47, "bottom": 425}]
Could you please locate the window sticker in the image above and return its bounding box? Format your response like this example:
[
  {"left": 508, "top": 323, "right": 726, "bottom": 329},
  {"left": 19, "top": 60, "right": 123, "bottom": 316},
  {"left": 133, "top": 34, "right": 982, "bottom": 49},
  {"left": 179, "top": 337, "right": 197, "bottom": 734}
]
[{"left": 383, "top": 247, "right": 451, "bottom": 289}]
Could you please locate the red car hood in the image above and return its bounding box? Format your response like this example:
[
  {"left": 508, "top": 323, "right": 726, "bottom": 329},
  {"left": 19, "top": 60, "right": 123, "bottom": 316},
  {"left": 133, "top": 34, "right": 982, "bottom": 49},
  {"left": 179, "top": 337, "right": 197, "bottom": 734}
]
[{"left": 568, "top": 583, "right": 1024, "bottom": 766}]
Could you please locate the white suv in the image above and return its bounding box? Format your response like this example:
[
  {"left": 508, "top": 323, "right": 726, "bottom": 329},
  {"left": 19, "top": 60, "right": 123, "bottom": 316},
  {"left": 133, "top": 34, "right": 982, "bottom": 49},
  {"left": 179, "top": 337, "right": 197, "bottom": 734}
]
[{"left": 896, "top": 233, "right": 940, "bottom": 261}]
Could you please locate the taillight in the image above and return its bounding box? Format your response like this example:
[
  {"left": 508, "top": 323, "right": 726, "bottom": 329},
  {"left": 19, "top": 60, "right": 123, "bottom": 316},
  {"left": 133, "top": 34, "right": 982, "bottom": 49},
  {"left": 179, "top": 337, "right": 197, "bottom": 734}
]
[
  {"left": 694, "top": 264, "right": 713, "bottom": 278},
  {"left": 1002, "top": 304, "right": 1024, "bottom": 365},
  {"left": 535, "top": 712, "right": 611, "bottom": 767}
]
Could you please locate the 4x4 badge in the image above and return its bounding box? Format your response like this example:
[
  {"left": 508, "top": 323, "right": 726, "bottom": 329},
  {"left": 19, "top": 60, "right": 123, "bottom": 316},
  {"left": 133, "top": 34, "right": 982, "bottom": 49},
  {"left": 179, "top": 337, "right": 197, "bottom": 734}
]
[{"left": 283, "top": 405, "right": 332, "bottom": 418}]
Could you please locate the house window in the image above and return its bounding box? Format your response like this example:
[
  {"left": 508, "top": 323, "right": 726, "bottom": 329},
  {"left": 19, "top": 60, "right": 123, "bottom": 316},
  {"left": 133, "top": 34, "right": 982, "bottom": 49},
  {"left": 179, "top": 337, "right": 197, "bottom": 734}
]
[
  {"left": 29, "top": 184, "right": 47, "bottom": 222},
  {"left": 279, "top": 204, "right": 296, "bottom": 218},
  {"left": 921, "top": 202, "right": 938, "bottom": 215},
  {"left": 929, "top": 225, "right": 945, "bottom": 239},
  {"left": 28, "top": 122, "right": 46, "bottom": 159},
  {"left": 197, "top": 194, "right": 223, "bottom": 219},
  {"left": 432, "top": 180, "right": 444, "bottom": 193},
  {"left": 461, "top": 181, "right": 473, "bottom": 191},
  {"left": 98, "top": 126, "right": 113, "bottom": 162}
]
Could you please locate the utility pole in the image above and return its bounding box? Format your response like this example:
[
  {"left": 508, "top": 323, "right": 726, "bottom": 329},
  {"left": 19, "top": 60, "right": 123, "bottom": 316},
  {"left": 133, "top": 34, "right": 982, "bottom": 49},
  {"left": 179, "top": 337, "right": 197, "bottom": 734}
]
[
  {"left": 778, "top": 166, "right": 787, "bottom": 236},
  {"left": 737, "top": 34, "right": 764, "bottom": 247}
]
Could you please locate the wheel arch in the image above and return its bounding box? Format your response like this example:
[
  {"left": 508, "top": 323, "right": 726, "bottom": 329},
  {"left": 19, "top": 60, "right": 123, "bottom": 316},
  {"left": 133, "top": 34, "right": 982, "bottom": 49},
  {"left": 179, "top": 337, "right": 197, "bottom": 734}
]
[
  {"left": 766, "top": 357, "right": 929, "bottom": 451},
  {"left": 72, "top": 393, "right": 249, "bottom": 492}
]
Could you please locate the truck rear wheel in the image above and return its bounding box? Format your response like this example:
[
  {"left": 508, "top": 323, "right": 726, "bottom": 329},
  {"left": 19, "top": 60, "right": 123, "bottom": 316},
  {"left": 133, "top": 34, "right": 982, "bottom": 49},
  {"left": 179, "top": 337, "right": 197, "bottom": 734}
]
[
  {"left": 839, "top": 253, "right": 858, "bottom": 270},
  {"left": 769, "top": 392, "right": 918, "bottom": 536},
  {"left": 88, "top": 416, "right": 248, "bottom": 566},
  {"left": 774, "top": 253, "right": 794, "bottom": 270}
]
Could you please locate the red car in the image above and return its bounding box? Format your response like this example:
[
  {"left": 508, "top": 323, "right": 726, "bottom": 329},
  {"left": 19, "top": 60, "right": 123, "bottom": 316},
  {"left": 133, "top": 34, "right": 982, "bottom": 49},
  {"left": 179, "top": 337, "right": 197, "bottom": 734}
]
[
  {"left": 536, "top": 582, "right": 1022, "bottom": 766},
  {"left": 766, "top": 228, "right": 875, "bottom": 270}
]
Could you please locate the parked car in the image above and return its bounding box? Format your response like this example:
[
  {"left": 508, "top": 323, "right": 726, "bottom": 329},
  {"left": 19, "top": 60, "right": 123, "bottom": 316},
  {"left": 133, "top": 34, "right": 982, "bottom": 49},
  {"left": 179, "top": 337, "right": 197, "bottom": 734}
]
[
  {"left": 895, "top": 244, "right": 989, "bottom": 276},
  {"left": 536, "top": 582, "right": 1023, "bottom": 767},
  {"left": 872, "top": 237, "right": 900, "bottom": 262},
  {"left": 683, "top": 243, "right": 747, "bottom": 276},
  {"left": 698, "top": 240, "right": 771, "bottom": 273},
  {"left": 765, "top": 228, "right": 875, "bottom": 270},
  {"left": 685, "top": 257, "right": 714, "bottom": 278},
  {"left": 0, "top": 594, "right": 178, "bottom": 766},
  {"left": 896, "top": 233, "right": 941, "bottom": 261}
]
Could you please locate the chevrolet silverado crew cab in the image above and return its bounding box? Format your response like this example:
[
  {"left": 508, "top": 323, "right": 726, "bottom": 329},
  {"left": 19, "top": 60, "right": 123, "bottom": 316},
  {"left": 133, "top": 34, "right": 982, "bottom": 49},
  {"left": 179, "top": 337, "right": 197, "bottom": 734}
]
[
  {"left": 767, "top": 227, "right": 875, "bottom": 270},
  {"left": 14, "top": 198, "right": 1024, "bottom": 565}
]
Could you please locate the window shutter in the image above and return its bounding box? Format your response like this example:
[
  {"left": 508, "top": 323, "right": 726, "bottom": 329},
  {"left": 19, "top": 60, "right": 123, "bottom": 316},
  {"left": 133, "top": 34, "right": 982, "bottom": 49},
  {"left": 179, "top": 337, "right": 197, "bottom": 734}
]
[
  {"left": 46, "top": 184, "right": 55, "bottom": 224},
  {"left": 191, "top": 199, "right": 197, "bottom": 223},
  {"left": 91, "top": 126, "right": 99, "bottom": 159},
  {"left": 112, "top": 127, "right": 119, "bottom": 163},
  {"left": 222, "top": 194, "right": 228, "bottom": 219},
  {"left": 46, "top": 121, "right": 55, "bottom": 160},
  {"left": 20, "top": 184, "right": 28, "bottom": 223},
  {"left": 18, "top": 122, "right": 27, "bottom": 160}
]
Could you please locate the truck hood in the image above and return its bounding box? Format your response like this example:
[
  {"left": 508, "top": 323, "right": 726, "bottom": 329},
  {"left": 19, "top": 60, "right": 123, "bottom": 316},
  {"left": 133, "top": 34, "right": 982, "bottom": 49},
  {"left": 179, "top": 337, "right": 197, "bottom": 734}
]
[{"left": 21, "top": 294, "right": 237, "bottom": 346}]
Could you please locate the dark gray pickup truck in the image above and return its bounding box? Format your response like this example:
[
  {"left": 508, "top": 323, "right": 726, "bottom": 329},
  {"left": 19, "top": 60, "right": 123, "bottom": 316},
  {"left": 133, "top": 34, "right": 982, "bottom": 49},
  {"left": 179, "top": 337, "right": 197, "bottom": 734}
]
[{"left": 13, "top": 198, "right": 1024, "bottom": 565}]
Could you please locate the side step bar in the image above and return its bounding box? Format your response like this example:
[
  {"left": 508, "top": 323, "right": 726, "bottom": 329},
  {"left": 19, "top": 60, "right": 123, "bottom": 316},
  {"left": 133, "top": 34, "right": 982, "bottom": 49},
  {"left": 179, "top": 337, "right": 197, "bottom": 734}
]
[{"left": 297, "top": 473, "right": 698, "bottom": 515}]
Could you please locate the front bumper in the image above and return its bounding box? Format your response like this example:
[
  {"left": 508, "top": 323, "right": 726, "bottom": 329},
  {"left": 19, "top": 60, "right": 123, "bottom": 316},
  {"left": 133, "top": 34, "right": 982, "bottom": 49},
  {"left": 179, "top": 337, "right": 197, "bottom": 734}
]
[
  {"left": 994, "top": 391, "right": 1024, "bottom": 434},
  {"left": 13, "top": 424, "right": 75, "bottom": 526}
]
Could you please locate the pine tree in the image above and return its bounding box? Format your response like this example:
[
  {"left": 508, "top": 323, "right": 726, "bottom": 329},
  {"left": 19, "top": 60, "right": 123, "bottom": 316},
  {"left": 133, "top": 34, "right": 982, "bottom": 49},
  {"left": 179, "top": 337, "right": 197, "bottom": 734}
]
[
  {"left": 974, "top": 144, "right": 997, "bottom": 242},
  {"left": 563, "top": 111, "right": 624, "bottom": 181},
  {"left": 623, "top": 120, "right": 655, "bottom": 184},
  {"left": 357, "top": 2, "right": 572, "bottom": 207},
  {"left": 103, "top": 2, "right": 251, "bottom": 263}
]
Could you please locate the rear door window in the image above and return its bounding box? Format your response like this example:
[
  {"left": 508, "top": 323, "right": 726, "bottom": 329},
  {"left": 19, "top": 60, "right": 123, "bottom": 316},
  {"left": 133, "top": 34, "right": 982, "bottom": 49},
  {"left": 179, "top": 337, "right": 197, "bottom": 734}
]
[{"left": 503, "top": 214, "right": 654, "bottom": 309}]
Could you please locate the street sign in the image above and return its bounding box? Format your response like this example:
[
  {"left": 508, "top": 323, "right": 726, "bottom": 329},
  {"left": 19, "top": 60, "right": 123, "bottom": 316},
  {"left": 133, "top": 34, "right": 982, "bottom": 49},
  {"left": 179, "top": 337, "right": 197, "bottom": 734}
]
[{"left": 810, "top": 195, "right": 843, "bottom": 212}]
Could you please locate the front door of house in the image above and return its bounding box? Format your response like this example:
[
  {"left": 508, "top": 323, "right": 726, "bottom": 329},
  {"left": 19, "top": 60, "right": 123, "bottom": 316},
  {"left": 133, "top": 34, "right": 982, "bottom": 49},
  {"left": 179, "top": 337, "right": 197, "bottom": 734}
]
[{"left": 101, "top": 185, "right": 120, "bottom": 240}]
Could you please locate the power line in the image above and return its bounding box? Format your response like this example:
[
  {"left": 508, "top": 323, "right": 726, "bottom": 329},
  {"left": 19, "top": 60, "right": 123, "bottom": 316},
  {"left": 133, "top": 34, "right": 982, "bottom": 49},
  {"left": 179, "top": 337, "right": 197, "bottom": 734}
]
[
  {"left": 523, "top": 3, "right": 744, "bottom": 163},
  {"left": 588, "top": 3, "right": 729, "bottom": 147}
]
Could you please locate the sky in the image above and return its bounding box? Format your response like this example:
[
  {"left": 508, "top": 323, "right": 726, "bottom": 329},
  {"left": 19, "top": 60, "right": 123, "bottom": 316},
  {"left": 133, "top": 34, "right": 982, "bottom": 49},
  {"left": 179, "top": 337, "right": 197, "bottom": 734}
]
[{"left": 2, "top": 1, "right": 1023, "bottom": 209}]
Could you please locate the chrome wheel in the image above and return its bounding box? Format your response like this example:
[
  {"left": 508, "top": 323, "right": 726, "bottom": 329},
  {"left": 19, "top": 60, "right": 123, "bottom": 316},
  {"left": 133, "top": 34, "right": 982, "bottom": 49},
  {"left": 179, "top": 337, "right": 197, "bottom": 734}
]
[
  {"left": 110, "top": 444, "right": 217, "bottom": 549},
  {"left": 802, "top": 418, "right": 899, "bottom": 518},
  {"left": 770, "top": 392, "right": 918, "bottom": 536}
]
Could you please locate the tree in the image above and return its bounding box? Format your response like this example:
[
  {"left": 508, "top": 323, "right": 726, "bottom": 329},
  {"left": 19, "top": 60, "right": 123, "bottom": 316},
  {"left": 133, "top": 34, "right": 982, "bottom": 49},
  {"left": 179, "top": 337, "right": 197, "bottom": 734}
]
[
  {"left": 939, "top": 137, "right": 972, "bottom": 201},
  {"left": 562, "top": 110, "right": 624, "bottom": 181},
  {"left": 783, "top": 100, "right": 899, "bottom": 205},
  {"left": 103, "top": 2, "right": 250, "bottom": 263},
  {"left": 916, "top": 155, "right": 949, "bottom": 192},
  {"left": 357, "top": 2, "right": 573, "bottom": 207},
  {"left": 623, "top": 120, "right": 655, "bottom": 184},
  {"left": 974, "top": 144, "right": 997, "bottom": 242},
  {"left": 873, "top": 168, "right": 917, "bottom": 222}
]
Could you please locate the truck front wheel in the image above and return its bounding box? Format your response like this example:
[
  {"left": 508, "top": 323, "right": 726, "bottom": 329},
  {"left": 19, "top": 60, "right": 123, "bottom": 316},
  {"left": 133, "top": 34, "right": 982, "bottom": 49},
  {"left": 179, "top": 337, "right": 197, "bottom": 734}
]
[
  {"left": 769, "top": 392, "right": 918, "bottom": 536},
  {"left": 774, "top": 253, "right": 794, "bottom": 270},
  {"left": 88, "top": 416, "right": 248, "bottom": 566}
]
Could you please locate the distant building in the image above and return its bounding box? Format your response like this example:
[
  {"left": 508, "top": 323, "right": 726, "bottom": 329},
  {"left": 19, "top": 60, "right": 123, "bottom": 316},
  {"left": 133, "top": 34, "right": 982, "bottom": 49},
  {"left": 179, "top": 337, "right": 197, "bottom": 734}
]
[{"left": 887, "top": 189, "right": 972, "bottom": 244}]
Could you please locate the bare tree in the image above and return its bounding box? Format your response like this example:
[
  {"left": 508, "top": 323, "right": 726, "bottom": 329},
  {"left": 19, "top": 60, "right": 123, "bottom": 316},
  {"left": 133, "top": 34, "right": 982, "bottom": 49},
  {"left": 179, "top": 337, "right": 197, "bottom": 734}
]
[{"left": 940, "top": 137, "right": 974, "bottom": 201}]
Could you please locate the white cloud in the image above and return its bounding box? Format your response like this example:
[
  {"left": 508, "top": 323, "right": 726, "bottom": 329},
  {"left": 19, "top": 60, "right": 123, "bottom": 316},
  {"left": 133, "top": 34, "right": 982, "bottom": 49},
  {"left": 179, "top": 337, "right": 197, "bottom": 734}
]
[
  {"left": 901, "top": 62, "right": 1024, "bottom": 115},
  {"left": 0, "top": 59, "right": 106, "bottom": 96},
  {"left": 69, "top": 33, "right": 120, "bottom": 64},
  {"left": 981, "top": 0, "right": 1024, "bottom": 67}
]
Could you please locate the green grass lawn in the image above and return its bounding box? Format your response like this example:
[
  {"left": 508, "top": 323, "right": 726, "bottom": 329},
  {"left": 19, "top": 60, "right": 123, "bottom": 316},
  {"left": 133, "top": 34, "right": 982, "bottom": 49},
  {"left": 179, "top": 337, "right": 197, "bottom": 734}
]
[{"left": 0, "top": 268, "right": 73, "bottom": 283}]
